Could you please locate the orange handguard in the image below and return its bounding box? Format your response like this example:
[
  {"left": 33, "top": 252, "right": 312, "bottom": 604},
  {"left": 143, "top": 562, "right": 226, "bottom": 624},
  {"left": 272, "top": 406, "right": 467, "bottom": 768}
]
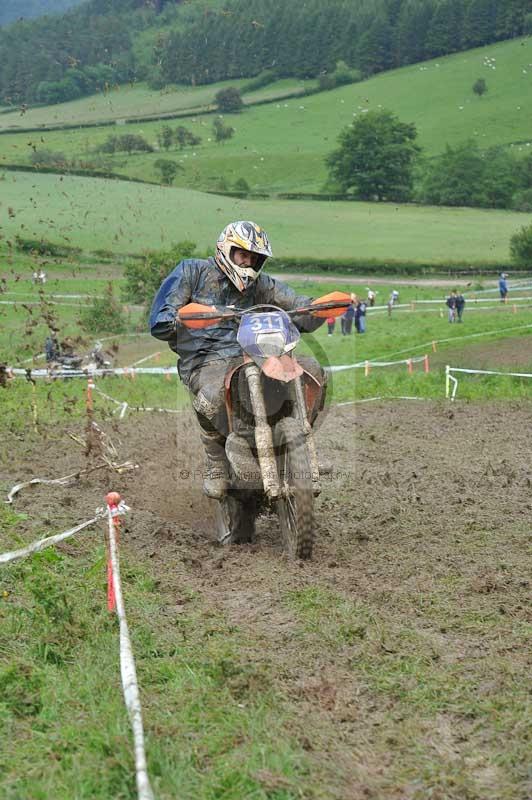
[
  {"left": 178, "top": 302, "right": 221, "bottom": 329},
  {"left": 311, "top": 291, "right": 352, "bottom": 318}
]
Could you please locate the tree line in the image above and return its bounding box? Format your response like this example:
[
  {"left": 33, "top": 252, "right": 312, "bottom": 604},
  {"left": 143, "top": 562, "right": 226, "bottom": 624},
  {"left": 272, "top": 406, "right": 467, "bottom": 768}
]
[
  {"left": 1, "top": 0, "right": 531, "bottom": 104},
  {"left": 147, "top": 0, "right": 532, "bottom": 87},
  {"left": 326, "top": 109, "right": 532, "bottom": 212}
]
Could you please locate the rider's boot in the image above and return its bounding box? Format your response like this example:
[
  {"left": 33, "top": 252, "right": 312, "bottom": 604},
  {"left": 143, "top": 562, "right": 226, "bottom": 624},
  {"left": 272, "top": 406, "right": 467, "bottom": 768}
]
[{"left": 200, "top": 430, "right": 230, "bottom": 499}]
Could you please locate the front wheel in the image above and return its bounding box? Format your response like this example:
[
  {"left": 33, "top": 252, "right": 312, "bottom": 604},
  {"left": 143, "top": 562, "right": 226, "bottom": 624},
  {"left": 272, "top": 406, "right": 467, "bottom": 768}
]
[
  {"left": 274, "top": 418, "right": 315, "bottom": 559},
  {"left": 214, "top": 494, "right": 256, "bottom": 545}
]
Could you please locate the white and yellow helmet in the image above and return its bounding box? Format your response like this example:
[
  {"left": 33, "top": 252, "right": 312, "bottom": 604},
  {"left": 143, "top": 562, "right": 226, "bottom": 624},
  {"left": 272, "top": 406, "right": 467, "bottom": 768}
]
[{"left": 215, "top": 220, "right": 272, "bottom": 292}]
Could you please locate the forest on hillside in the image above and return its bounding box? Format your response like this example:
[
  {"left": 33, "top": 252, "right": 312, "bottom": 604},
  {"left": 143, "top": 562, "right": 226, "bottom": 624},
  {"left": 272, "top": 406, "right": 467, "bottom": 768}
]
[{"left": 0, "top": 0, "right": 531, "bottom": 105}]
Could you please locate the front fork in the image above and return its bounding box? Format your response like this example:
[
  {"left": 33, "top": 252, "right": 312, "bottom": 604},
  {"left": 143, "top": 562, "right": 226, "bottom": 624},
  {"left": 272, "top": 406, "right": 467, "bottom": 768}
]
[
  {"left": 245, "top": 362, "right": 321, "bottom": 500},
  {"left": 291, "top": 373, "right": 321, "bottom": 494},
  {"left": 245, "top": 363, "right": 281, "bottom": 500}
]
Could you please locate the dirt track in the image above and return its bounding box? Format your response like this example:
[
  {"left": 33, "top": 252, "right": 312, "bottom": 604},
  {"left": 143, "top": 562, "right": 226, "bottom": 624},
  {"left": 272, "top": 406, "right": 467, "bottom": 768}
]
[{"left": 2, "top": 400, "right": 531, "bottom": 797}]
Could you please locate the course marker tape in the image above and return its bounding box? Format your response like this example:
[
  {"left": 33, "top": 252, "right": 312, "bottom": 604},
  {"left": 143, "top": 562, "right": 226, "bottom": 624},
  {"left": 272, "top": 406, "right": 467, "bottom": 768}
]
[
  {"left": 91, "top": 382, "right": 183, "bottom": 415},
  {"left": 337, "top": 395, "right": 426, "bottom": 406},
  {"left": 0, "top": 510, "right": 106, "bottom": 565},
  {"left": 105, "top": 493, "right": 154, "bottom": 800},
  {"left": 445, "top": 364, "right": 532, "bottom": 401},
  {"left": 5, "top": 461, "right": 136, "bottom": 504}
]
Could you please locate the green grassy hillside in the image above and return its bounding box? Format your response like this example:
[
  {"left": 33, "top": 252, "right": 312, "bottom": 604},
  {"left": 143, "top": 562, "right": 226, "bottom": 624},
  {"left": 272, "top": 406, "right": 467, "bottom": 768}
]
[
  {"left": 0, "top": 37, "right": 531, "bottom": 194},
  {"left": 1, "top": 170, "right": 526, "bottom": 263},
  {"left": 0, "top": 78, "right": 310, "bottom": 130}
]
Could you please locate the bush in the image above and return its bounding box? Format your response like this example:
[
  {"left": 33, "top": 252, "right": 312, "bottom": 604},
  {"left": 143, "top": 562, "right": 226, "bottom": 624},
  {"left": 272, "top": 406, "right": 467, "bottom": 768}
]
[
  {"left": 233, "top": 177, "right": 250, "bottom": 193},
  {"left": 154, "top": 159, "right": 182, "bottom": 185},
  {"left": 14, "top": 236, "right": 81, "bottom": 258},
  {"left": 473, "top": 78, "right": 487, "bottom": 97},
  {"left": 29, "top": 149, "right": 68, "bottom": 169},
  {"left": 510, "top": 223, "right": 532, "bottom": 267},
  {"left": 241, "top": 69, "right": 278, "bottom": 93},
  {"left": 214, "top": 87, "right": 243, "bottom": 113},
  {"left": 417, "top": 142, "right": 521, "bottom": 209},
  {"left": 212, "top": 118, "right": 235, "bottom": 143},
  {"left": 319, "top": 60, "right": 361, "bottom": 91},
  {"left": 512, "top": 189, "right": 532, "bottom": 213},
  {"left": 122, "top": 241, "right": 197, "bottom": 306},
  {"left": 97, "top": 134, "right": 153, "bottom": 154},
  {"left": 79, "top": 282, "right": 127, "bottom": 334},
  {"left": 174, "top": 126, "right": 201, "bottom": 149}
]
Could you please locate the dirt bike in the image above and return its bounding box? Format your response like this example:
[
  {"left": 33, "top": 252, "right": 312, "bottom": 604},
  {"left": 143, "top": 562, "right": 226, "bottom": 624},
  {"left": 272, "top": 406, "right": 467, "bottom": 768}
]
[
  {"left": 179, "top": 292, "right": 349, "bottom": 559},
  {"left": 48, "top": 352, "right": 113, "bottom": 376}
]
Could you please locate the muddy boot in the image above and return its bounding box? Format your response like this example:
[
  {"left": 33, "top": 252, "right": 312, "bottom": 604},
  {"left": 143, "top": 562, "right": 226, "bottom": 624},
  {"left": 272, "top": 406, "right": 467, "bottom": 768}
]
[{"left": 200, "top": 431, "right": 230, "bottom": 499}]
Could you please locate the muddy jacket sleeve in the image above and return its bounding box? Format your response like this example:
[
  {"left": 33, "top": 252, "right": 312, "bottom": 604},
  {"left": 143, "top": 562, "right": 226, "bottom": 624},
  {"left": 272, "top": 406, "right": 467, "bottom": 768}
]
[
  {"left": 149, "top": 261, "right": 194, "bottom": 342},
  {"left": 256, "top": 274, "right": 324, "bottom": 333}
]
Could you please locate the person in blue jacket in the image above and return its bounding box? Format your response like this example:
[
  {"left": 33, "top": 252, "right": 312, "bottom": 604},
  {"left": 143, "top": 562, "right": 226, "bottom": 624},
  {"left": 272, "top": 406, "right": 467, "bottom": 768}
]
[
  {"left": 341, "top": 302, "right": 355, "bottom": 335},
  {"left": 499, "top": 273, "right": 508, "bottom": 303},
  {"left": 149, "top": 221, "right": 327, "bottom": 498}
]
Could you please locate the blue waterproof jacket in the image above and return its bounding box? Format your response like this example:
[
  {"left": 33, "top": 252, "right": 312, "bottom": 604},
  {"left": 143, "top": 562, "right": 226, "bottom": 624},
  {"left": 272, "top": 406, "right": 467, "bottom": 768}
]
[{"left": 149, "top": 257, "right": 323, "bottom": 382}]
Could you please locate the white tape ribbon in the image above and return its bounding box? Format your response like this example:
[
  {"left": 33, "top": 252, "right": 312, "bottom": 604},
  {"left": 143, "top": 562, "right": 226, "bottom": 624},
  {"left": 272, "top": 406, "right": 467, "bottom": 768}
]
[
  {"left": 106, "top": 504, "right": 154, "bottom": 800},
  {"left": 0, "top": 511, "right": 105, "bottom": 565}
]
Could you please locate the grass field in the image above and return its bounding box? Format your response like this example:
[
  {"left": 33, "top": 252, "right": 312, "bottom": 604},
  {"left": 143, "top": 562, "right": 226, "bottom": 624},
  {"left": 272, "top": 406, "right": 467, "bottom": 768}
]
[
  {"left": 1, "top": 37, "right": 531, "bottom": 194},
  {"left": 1, "top": 170, "right": 528, "bottom": 264},
  {"left": 0, "top": 78, "right": 310, "bottom": 130}
]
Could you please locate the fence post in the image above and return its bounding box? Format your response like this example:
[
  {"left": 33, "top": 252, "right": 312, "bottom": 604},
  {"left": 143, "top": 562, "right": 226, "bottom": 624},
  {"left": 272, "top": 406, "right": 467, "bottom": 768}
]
[
  {"left": 106, "top": 491, "right": 121, "bottom": 612},
  {"left": 407, "top": 359, "right": 413, "bottom": 375},
  {"left": 424, "top": 354, "right": 429, "bottom": 373},
  {"left": 445, "top": 365, "right": 450, "bottom": 399},
  {"left": 364, "top": 360, "right": 370, "bottom": 377}
]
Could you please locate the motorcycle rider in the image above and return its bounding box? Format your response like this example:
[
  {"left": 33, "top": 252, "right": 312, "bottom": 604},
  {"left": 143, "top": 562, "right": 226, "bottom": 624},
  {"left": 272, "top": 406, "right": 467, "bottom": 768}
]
[{"left": 150, "top": 220, "right": 328, "bottom": 499}]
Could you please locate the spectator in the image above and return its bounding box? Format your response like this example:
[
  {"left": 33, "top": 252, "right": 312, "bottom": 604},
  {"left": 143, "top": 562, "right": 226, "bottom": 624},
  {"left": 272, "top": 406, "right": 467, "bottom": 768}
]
[
  {"left": 498, "top": 273, "right": 508, "bottom": 303},
  {"left": 355, "top": 299, "right": 367, "bottom": 333},
  {"left": 445, "top": 291, "right": 457, "bottom": 323},
  {"left": 387, "top": 289, "right": 399, "bottom": 317},
  {"left": 367, "top": 289, "right": 376, "bottom": 307},
  {"left": 38, "top": 269, "right": 47, "bottom": 284},
  {"left": 455, "top": 292, "right": 465, "bottom": 322},
  {"left": 45, "top": 336, "right": 60, "bottom": 362},
  {"left": 326, "top": 316, "right": 336, "bottom": 336},
  {"left": 341, "top": 302, "right": 355, "bottom": 335}
]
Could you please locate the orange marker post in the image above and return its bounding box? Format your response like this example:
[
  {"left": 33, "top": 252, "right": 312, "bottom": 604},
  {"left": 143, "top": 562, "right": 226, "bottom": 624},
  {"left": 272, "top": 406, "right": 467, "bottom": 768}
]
[
  {"left": 407, "top": 359, "right": 413, "bottom": 375},
  {"left": 106, "top": 491, "right": 122, "bottom": 612},
  {"left": 424, "top": 354, "right": 430, "bottom": 373}
]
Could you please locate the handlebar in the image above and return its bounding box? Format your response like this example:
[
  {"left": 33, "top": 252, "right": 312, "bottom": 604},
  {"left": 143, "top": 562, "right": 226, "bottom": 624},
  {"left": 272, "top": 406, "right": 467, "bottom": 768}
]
[{"left": 178, "top": 300, "right": 351, "bottom": 322}]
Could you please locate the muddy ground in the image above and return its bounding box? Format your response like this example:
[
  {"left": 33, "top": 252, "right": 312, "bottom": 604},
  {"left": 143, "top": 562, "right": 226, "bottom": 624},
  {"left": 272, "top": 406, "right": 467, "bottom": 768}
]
[{"left": 1, "top": 400, "right": 531, "bottom": 797}]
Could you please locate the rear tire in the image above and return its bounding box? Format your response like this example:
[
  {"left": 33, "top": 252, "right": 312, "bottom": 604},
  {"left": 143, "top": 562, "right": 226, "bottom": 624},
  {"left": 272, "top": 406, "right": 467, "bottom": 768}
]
[
  {"left": 274, "top": 418, "right": 314, "bottom": 559},
  {"left": 214, "top": 494, "right": 256, "bottom": 545}
]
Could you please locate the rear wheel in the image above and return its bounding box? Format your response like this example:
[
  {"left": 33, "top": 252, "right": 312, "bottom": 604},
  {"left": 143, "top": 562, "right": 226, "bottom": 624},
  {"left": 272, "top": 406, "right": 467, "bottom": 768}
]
[
  {"left": 214, "top": 494, "right": 256, "bottom": 545},
  {"left": 274, "top": 417, "right": 314, "bottom": 559}
]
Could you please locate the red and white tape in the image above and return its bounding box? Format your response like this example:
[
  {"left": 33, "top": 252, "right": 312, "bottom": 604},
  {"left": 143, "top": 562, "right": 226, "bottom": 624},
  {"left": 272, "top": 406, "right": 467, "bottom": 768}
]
[
  {"left": 1, "top": 494, "right": 155, "bottom": 800},
  {"left": 105, "top": 493, "right": 154, "bottom": 800}
]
